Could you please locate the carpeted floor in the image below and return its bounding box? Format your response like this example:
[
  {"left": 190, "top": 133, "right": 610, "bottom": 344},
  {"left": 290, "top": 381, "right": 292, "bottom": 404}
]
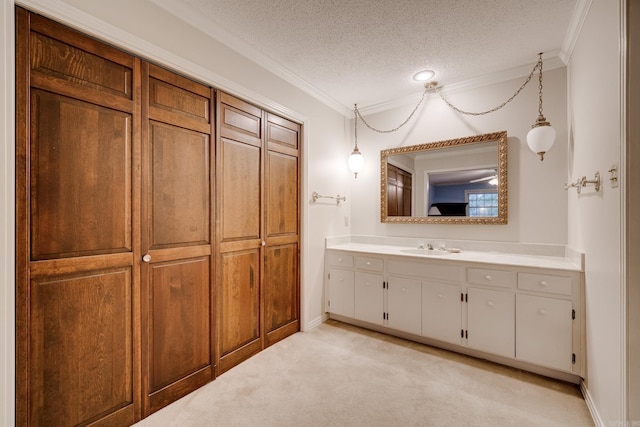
[{"left": 134, "top": 320, "right": 594, "bottom": 426}]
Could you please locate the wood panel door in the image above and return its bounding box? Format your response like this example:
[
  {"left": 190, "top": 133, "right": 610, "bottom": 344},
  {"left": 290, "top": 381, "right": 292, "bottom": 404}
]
[
  {"left": 141, "top": 64, "right": 214, "bottom": 415},
  {"left": 263, "top": 113, "right": 300, "bottom": 347},
  {"left": 387, "top": 164, "right": 412, "bottom": 216},
  {"left": 215, "top": 92, "right": 263, "bottom": 374},
  {"left": 16, "top": 9, "right": 141, "bottom": 426}
]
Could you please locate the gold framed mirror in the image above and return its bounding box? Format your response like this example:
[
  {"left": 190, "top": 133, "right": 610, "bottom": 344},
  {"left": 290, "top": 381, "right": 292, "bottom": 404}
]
[{"left": 380, "top": 131, "right": 508, "bottom": 224}]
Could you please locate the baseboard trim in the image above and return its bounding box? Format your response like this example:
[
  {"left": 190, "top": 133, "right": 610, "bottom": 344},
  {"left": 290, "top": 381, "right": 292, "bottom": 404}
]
[
  {"left": 302, "top": 313, "right": 328, "bottom": 331},
  {"left": 581, "top": 381, "right": 605, "bottom": 427}
]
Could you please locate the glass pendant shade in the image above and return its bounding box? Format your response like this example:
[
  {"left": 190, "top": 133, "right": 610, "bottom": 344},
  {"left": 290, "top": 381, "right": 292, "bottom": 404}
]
[
  {"left": 526, "top": 121, "right": 555, "bottom": 161},
  {"left": 348, "top": 146, "right": 364, "bottom": 178}
]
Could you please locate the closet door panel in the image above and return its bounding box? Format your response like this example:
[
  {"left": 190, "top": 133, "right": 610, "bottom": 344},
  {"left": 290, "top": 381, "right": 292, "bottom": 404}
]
[
  {"left": 30, "top": 31, "right": 133, "bottom": 99},
  {"left": 220, "top": 138, "right": 261, "bottom": 241},
  {"left": 263, "top": 115, "right": 300, "bottom": 347},
  {"left": 217, "top": 249, "right": 262, "bottom": 374},
  {"left": 149, "top": 258, "right": 211, "bottom": 392},
  {"left": 17, "top": 9, "right": 141, "bottom": 426},
  {"left": 29, "top": 268, "right": 133, "bottom": 426},
  {"left": 264, "top": 243, "right": 299, "bottom": 346},
  {"left": 30, "top": 90, "right": 132, "bottom": 260},
  {"left": 149, "top": 122, "right": 210, "bottom": 248},
  {"left": 266, "top": 151, "right": 298, "bottom": 237},
  {"left": 142, "top": 63, "right": 213, "bottom": 415}
]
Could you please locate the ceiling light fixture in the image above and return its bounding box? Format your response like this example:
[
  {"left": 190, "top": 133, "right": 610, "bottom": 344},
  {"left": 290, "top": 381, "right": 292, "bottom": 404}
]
[
  {"left": 348, "top": 109, "right": 364, "bottom": 178},
  {"left": 525, "top": 53, "right": 556, "bottom": 161},
  {"left": 413, "top": 70, "right": 435, "bottom": 82}
]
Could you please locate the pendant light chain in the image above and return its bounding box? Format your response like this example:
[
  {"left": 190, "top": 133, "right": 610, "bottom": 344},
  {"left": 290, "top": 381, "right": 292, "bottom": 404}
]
[
  {"left": 435, "top": 55, "right": 543, "bottom": 116},
  {"left": 353, "top": 85, "right": 430, "bottom": 134},
  {"left": 537, "top": 53, "right": 545, "bottom": 118},
  {"left": 352, "top": 54, "right": 544, "bottom": 133}
]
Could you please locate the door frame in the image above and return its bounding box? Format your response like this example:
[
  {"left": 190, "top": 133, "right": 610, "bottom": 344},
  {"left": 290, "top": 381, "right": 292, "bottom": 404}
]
[{"left": 625, "top": 0, "right": 639, "bottom": 421}]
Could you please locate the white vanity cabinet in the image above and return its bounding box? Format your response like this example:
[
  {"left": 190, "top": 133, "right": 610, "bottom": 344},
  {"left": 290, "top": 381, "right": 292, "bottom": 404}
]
[
  {"left": 326, "top": 253, "right": 355, "bottom": 318},
  {"left": 355, "top": 272, "right": 384, "bottom": 325},
  {"left": 325, "top": 245, "right": 584, "bottom": 382},
  {"left": 515, "top": 272, "right": 576, "bottom": 372},
  {"left": 421, "top": 281, "right": 463, "bottom": 345},
  {"left": 466, "top": 287, "right": 515, "bottom": 358},
  {"left": 387, "top": 276, "right": 421, "bottom": 335}
]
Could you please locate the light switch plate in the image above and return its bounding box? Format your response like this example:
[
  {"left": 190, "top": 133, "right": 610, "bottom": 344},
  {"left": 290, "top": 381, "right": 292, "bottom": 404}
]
[{"left": 609, "top": 163, "right": 619, "bottom": 188}]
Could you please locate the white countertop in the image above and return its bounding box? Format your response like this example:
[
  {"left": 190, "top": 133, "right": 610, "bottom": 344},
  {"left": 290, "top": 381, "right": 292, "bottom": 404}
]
[{"left": 326, "top": 242, "right": 583, "bottom": 272}]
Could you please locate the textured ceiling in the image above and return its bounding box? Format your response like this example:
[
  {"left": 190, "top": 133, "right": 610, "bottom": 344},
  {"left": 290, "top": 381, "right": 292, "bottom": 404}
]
[{"left": 154, "top": 0, "right": 579, "bottom": 113}]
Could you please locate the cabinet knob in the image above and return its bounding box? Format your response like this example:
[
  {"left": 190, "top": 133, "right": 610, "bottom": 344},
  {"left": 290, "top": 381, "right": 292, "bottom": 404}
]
[
  {"left": 366, "top": 261, "right": 371, "bottom": 265},
  {"left": 487, "top": 300, "right": 495, "bottom": 307},
  {"left": 437, "top": 293, "right": 443, "bottom": 299},
  {"left": 402, "top": 287, "right": 406, "bottom": 292},
  {"left": 538, "top": 308, "right": 547, "bottom": 315},
  {"left": 539, "top": 281, "right": 548, "bottom": 287},
  {"left": 142, "top": 254, "right": 151, "bottom": 263},
  {"left": 338, "top": 258, "right": 342, "bottom": 262},
  {"left": 485, "top": 275, "right": 492, "bottom": 281},
  {"left": 261, "top": 241, "right": 266, "bottom": 246}
]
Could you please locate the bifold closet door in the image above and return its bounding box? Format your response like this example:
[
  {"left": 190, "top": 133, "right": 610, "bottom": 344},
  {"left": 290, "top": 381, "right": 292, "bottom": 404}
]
[
  {"left": 15, "top": 9, "right": 141, "bottom": 426},
  {"left": 263, "top": 113, "right": 300, "bottom": 347},
  {"left": 215, "top": 92, "right": 263, "bottom": 374},
  {"left": 141, "top": 63, "right": 214, "bottom": 415}
]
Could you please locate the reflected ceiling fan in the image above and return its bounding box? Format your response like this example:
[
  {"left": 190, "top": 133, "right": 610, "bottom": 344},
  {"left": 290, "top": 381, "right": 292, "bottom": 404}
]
[{"left": 470, "top": 170, "right": 498, "bottom": 185}]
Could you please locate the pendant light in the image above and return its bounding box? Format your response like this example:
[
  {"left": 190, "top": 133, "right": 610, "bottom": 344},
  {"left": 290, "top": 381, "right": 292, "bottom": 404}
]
[
  {"left": 348, "top": 104, "right": 364, "bottom": 178},
  {"left": 526, "top": 53, "right": 556, "bottom": 161}
]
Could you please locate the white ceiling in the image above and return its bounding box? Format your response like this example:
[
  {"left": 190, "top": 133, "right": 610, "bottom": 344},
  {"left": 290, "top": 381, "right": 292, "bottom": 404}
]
[{"left": 152, "top": 0, "right": 582, "bottom": 115}]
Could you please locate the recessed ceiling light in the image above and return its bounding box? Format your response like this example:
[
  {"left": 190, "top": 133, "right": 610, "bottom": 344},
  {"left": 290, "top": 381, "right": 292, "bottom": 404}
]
[{"left": 413, "top": 70, "right": 435, "bottom": 82}]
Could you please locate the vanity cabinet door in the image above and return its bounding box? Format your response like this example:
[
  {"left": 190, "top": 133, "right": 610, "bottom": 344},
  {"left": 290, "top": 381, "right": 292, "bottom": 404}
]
[
  {"left": 422, "top": 282, "right": 463, "bottom": 345},
  {"left": 387, "top": 277, "right": 421, "bottom": 335},
  {"left": 328, "top": 268, "right": 355, "bottom": 317},
  {"left": 467, "top": 287, "right": 515, "bottom": 358},
  {"left": 355, "top": 272, "right": 384, "bottom": 325},
  {"left": 516, "top": 294, "right": 573, "bottom": 372}
]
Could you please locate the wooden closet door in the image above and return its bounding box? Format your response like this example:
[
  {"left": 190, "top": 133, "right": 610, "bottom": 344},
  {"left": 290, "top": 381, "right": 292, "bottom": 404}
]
[
  {"left": 215, "top": 92, "right": 263, "bottom": 374},
  {"left": 141, "top": 64, "right": 213, "bottom": 415},
  {"left": 264, "top": 113, "right": 300, "bottom": 347},
  {"left": 16, "top": 9, "right": 140, "bottom": 426}
]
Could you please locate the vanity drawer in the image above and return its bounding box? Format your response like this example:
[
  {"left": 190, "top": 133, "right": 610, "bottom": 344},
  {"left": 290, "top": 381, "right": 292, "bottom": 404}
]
[
  {"left": 467, "top": 268, "right": 514, "bottom": 288},
  {"left": 356, "top": 256, "right": 384, "bottom": 272},
  {"left": 518, "top": 272, "right": 572, "bottom": 296},
  {"left": 327, "top": 252, "right": 354, "bottom": 268}
]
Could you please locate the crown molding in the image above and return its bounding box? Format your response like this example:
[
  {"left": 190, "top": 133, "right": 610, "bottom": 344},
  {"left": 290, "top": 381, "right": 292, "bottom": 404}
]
[
  {"left": 16, "top": 0, "right": 310, "bottom": 123},
  {"left": 560, "top": 0, "right": 593, "bottom": 63},
  {"left": 150, "top": 0, "right": 351, "bottom": 117}
]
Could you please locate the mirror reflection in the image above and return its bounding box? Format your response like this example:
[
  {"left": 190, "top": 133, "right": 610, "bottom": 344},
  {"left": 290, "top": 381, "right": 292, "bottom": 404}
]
[{"left": 381, "top": 131, "right": 508, "bottom": 224}]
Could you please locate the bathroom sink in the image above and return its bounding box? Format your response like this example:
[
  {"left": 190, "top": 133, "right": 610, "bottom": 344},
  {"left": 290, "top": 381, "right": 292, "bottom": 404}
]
[{"left": 400, "top": 248, "right": 451, "bottom": 256}]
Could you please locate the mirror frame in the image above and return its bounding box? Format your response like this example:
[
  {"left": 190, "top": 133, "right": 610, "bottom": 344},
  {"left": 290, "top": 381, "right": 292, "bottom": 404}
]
[{"left": 380, "top": 130, "right": 508, "bottom": 224}]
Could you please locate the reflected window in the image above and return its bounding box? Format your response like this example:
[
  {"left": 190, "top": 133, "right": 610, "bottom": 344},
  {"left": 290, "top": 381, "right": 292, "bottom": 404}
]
[{"left": 466, "top": 190, "right": 498, "bottom": 217}]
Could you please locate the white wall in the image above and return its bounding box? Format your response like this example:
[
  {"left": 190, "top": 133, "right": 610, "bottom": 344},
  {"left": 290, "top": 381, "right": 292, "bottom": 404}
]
[
  {"left": 1, "top": 1, "right": 349, "bottom": 424},
  {"left": 567, "top": 0, "right": 625, "bottom": 424},
  {"left": 0, "top": 2, "right": 15, "bottom": 426},
  {"left": 349, "top": 67, "right": 569, "bottom": 244}
]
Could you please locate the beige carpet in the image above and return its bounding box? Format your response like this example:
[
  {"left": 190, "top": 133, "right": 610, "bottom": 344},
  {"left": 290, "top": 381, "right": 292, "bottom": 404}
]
[{"left": 135, "top": 320, "right": 594, "bottom": 427}]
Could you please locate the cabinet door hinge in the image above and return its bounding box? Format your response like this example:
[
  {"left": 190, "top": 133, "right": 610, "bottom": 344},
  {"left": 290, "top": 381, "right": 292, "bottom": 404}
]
[
  {"left": 572, "top": 353, "right": 576, "bottom": 364},
  {"left": 572, "top": 309, "right": 576, "bottom": 320}
]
